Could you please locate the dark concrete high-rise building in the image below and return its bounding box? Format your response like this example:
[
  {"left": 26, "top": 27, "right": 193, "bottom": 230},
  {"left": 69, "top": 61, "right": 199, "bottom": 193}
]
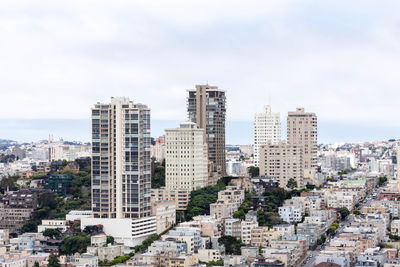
[
  {"left": 187, "top": 85, "right": 226, "bottom": 176},
  {"left": 91, "top": 97, "right": 151, "bottom": 219}
]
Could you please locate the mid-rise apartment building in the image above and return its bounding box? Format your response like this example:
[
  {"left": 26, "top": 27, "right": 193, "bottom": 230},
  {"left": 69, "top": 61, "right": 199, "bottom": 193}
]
[
  {"left": 287, "top": 108, "right": 318, "bottom": 172},
  {"left": 165, "top": 122, "right": 208, "bottom": 191},
  {"left": 151, "top": 188, "right": 191, "bottom": 211},
  {"left": 259, "top": 141, "right": 303, "bottom": 189},
  {"left": 210, "top": 186, "right": 245, "bottom": 219},
  {"left": 187, "top": 85, "right": 226, "bottom": 176},
  {"left": 254, "top": 106, "right": 281, "bottom": 166}
]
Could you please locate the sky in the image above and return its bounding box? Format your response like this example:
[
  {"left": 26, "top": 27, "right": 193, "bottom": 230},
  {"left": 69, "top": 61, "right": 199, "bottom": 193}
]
[{"left": 1, "top": 0, "right": 400, "bottom": 144}]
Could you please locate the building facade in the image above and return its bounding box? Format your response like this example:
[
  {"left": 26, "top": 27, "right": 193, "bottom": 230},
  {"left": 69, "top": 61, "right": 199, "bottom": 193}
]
[
  {"left": 287, "top": 108, "right": 318, "bottom": 172},
  {"left": 187, "top": 85, "right": 226, "bottom": 175},
  {"left": 165, "top": 122, "right": 208, "bottom": 191},
  {"left": 259, "top": 141, "right": 304, "bottom": 189},
  {"left": 254, "top": 106, "right": 281, "bottom": 166},
  {"left": 91, "top": 97, "right": 151, "bottom": 219}
]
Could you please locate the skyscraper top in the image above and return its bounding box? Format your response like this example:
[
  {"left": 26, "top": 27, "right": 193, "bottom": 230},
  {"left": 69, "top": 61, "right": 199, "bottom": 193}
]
[
  {"left": 187, "top": 84, "right": 226, "bottom": 92},
  {"left": 288, "top": 107, "right": 316, "bottom": 117}
]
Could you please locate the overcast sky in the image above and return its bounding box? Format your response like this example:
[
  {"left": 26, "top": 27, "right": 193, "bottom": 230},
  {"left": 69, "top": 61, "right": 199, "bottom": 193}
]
[{"left": 1, "top": 1, "right": 400, "bottom": 143}]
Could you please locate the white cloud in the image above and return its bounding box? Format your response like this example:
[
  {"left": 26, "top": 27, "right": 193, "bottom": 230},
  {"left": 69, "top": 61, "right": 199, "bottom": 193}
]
[{"left": 0, "top": 0, "right": 400, "bottom": 130}]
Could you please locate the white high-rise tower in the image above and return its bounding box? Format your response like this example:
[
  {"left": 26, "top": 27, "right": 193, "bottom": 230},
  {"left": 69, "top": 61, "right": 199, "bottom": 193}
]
[{"left": 253, "top": 106, "right": 281, "bottom": 166}]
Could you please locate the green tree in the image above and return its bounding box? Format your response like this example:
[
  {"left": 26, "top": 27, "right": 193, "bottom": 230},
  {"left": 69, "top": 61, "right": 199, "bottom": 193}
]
[
  {"left": 233, "top": 209, "right": 245, "bottom": 220},
  {"left": 33, "top": 261, "right": 40, "bottom": 267},
  {"left": 206, "top": 259, "right": 224, "bottom": 266},
  {"left": 61, "top": 235, "right": 90, "bottom": 255},
  {"left": 176, "top": 211, "right": 185, "bottom": 223},
  {"left": 306, "top": 183, "right": 315, "bottom": 190},
  {"left": 339, "top": 207, "right": 350, "bottom": 220},
  {"left": 0, "top": 175, "right": 19, "bottom": 193},
  {"left": 48, "top": 254, "right": 60, "bottom": 267},
  {"left": 247, "top": 166, "right": 259, "bottom": 178},
  {"left": 21, "top": 222, "right": 38, "bottom": 233},
  {"left": 151, "top": 165, "right": 165, "bottom": 189},
  {"left": 286, "top": 178, "right": 297, "bottom": 190},
  {"left": 43, "top": 228, "right": 61, "bottom": 239},
  {"left": 321, "top": 234, "right": 326, "bottom": 243},
  {"left": 107, "top": 236, "right": 115, "bottom": 245},
  {"left": 353, "top": 209, "right": 361, "bottom": 215},
  {"left": 378, "top": 176, "right": 388, "bottom": 187},
  {"left": 218, "top": 236, "right": 242, "bottom": 255}
]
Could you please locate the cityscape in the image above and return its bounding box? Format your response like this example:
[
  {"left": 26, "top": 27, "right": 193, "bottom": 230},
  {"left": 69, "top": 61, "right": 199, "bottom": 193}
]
[{"left": 1, "top": 1, "right": 400, "bottom": 267}]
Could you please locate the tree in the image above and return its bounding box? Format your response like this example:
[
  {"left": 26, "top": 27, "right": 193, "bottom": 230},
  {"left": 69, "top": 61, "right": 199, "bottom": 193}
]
[
  {"left": 48, "top": 254, "right": 60, "bottom": 267},
  {"left": 247, "top": 166, "right": 259, "bottom": 178},
  {"left": 218, "top": 236, "right": 242, "bottom": 255},
  {"left": 0, "top": 175, "right": 19, "bottom": 193},
  {"left": 206, "top": 259, "right": 224, "bottom": 266},
  {"left": 286, "top": 178, "right": 297, "bottom": 190},
  {"left": 107, "top": 236, "right": 115, "bottom": 245},
  {"left": 151, "top": 165, "right": 165, "bottom": 189},
  {"left": 43, "top": 228, "right": 61, "bottom": 239},
  {"left": 378, "top": 176, "right": 388, "bottom": 187},
  {"left": 339, "top": 207, "right": 350, "bottom": 220},
  {"left": 306, "top": 183, "right": 315, "bottom": 190},
  {"left": 60, "top": 235, "right": 90, "bottom": 255},
  {"left": 176, "top": 211, "right": 185, "bottom": 223},
  {"left": 21, "top": 222, "right": 38, "bottom": 233},
  {"left": 33, "top": 261, "right": 40, "bottom": 267},
  {"left": 353, "top": 210, "right": 361, "bottom": 215},
  {"left": 320, "top": 234, "right": 326, "bottom": 243}
]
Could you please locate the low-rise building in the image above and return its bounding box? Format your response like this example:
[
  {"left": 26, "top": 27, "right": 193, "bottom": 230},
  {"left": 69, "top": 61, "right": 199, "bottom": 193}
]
[
  {"left": 37, "top": 220, "right": 68, "bottom": 233},
  {"left": 162, "top": 227, "right": 201, "bottom": 253},
  {"left": 224, "top": 219, "right": 241, "bottom": 238},
  {"left": 391, "top": 220, "right": 400, "bottom": 235},
  {"left": 197, "top": 249, "right": 221, "bottom": 262},
  {"left": 278, "top": 206, "right": 302, "bottom": 223},
  {"left": 87, "top": 244, "right": 124, "bottom": 262},
  {"left": 151, "top": 188, "right": 191, "bottom": 211},
  {"left": 151, "top": 200, "right": 176, "bottom": 234}
]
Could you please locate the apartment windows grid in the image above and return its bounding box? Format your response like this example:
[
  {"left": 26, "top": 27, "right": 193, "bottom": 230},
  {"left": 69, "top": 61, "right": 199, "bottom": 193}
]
[{"left": 91, "top": 97, "right": 151, "bottom": 220}]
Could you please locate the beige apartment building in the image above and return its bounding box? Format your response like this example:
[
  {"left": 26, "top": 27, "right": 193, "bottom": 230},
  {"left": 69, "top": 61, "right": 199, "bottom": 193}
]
[
  {"left": 287, "top": 107, "right": 318, "bottom": 174},
  {"left": 210, "top": 186, "right": 245, "bottom": 219},
  {"left": 250, "top": 226, "right": 278, "bottom": 247},
  {"left": 151, "top": 188, "right": 190, "bottom": 211},
  {"left": 151, "top": 200, "right": 176, "bottom": 234},
  {"left": 165, "top": 122, "right": 208, "bottom": 191},
  {"left": 259, "top": 141, "right": 304, "bottom": 189},
  {"left": 187, "top": 85, "right": 226, "bottom": 176}
]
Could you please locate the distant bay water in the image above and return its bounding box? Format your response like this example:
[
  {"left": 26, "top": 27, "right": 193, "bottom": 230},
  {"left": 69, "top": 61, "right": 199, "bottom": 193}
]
[{"left": 0, "top": 119, "right": 398, "bottom": 144}]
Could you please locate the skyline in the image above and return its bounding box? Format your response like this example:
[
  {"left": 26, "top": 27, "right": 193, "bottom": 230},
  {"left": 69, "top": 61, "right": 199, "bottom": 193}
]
[
  {"left": 0, "top": 118, "right": 399, "bottom": 145},
  {"left": 1, "top": 1, "right": 400, "bottom": 142}
]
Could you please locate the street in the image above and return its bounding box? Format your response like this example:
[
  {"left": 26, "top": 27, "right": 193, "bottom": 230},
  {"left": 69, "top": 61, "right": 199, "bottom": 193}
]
[{"left": 301, "top": 185, "right": 382, "bottom": 267}]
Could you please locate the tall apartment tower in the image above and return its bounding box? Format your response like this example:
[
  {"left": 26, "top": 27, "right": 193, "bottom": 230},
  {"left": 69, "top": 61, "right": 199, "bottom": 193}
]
[
  {"left": 254, "top": 105, "right": 281, "bottom": 166},
  {"left": 259, "top": 141, "right": 303, "bottom": 189},
  {"left": 287, "top": 108, "right": 318, "bottom": 171},
  {"left": 91, "top": 97, "right": 151, "bottom": 219},
  {"left": 165, "top": 121, "right": 208, "bottom": 191},
  {"left": 187, "top": 85, "right": 226, "bottom": 175}
]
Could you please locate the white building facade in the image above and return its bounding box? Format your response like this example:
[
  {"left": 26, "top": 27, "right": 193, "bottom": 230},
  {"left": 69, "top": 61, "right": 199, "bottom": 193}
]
[{"left": 254, "top": 106, "right": 281, "bottom": 166}]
